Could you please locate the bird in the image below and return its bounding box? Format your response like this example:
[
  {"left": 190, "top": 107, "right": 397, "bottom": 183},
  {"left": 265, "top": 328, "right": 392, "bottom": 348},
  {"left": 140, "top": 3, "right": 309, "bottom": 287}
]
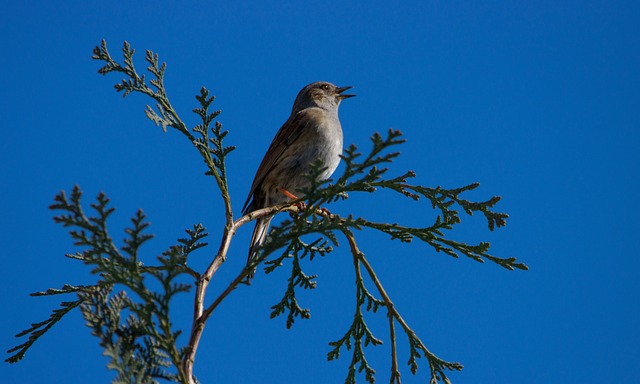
[{"left": 241, "top": 81, "right": 355, "bottom": 279}]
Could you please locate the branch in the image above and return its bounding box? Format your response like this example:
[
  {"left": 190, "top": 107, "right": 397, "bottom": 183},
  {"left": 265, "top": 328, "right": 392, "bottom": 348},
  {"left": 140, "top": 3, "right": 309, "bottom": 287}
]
[
  {"left": 6, "top": 296, "right": 86, "bottom": 363},
  {"left": 340, "top": 228, "right": 463, "bottom": 383},
  {"left": 9, "top": 41, "right": 527, "bottom": 384},
  {"left": 181, "top": 203, "right": 298, "bottom": 383}
]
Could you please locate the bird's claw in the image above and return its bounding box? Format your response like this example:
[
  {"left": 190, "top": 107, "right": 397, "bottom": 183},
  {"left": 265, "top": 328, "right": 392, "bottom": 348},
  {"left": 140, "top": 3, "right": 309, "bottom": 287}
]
[
  {"left": 294, "top": 200, "right": 307, "bottom": 211},
  {"left": 318, "top": 207, "right": 332, "bottom": 216}
]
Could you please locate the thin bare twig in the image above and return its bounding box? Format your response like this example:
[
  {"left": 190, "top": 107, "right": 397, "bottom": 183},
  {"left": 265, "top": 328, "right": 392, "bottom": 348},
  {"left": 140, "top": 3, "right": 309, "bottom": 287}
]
[
  {"left": 181, "top": 203, "right": 297, "bottom": 383},
  {"left": 389, "top": 314, "right": 401, "bottom": 384}
]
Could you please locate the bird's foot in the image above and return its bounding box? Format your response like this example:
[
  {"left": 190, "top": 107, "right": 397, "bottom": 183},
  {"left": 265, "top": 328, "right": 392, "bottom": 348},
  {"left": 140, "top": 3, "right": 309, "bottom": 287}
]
[{"left": 318, "top": 207, "right": 332, "bottom": 216}]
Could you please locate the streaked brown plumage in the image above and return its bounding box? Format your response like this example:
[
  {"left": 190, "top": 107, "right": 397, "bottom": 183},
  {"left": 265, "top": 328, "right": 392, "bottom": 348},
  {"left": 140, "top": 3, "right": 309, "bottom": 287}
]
[{"left": 242, "top": 81, "right": 355, "bottom": 278}]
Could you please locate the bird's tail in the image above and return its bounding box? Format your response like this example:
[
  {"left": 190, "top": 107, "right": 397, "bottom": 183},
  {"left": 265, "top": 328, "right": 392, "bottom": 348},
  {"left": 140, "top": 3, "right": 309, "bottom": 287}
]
[{"left": 246, "top": 216, "right": 273, "bottom": 280}]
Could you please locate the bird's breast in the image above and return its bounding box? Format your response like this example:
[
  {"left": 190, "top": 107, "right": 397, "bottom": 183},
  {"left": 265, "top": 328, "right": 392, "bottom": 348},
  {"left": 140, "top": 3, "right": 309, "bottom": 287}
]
[
  {"left": 312, "top": 115, "right": 343, "bottom": 178},
  {"left": 261, "top": 109, "right": 344, "bottom": 204}
]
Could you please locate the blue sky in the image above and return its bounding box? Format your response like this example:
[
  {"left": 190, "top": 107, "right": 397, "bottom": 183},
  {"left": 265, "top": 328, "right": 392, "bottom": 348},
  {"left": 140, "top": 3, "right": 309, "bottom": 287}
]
[{"left": 1, "top": 1, "right": 638, "bottom": 383}]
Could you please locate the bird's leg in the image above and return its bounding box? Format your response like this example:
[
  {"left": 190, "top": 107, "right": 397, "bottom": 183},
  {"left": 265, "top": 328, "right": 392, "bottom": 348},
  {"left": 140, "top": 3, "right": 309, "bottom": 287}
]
[
  {"left": 277, "top": 187, "right": 298, "bottom": 200},
  {"left": 277, "top": 187, "right": 333, "bottom": 218},
  {"left": 277, "top": 188, "right": 307, "bottom": 212}
]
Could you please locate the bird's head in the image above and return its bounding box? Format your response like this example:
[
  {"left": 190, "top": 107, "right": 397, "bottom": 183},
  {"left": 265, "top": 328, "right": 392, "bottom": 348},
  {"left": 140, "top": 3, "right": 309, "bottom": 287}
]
[{"left": 292, "top": 81, "right": 355, "bottom": 113}]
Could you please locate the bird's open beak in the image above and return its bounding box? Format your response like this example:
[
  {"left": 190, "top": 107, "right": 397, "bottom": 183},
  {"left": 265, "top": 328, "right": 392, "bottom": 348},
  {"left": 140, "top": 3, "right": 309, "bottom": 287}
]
[{"left": 336, "top": 86, "right": 356, "bottom": 99}]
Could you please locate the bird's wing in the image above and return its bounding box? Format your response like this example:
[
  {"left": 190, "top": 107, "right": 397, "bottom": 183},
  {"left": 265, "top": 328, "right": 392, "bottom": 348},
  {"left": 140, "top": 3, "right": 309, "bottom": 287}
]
[{"left": 242, "top": 108, "right": 321, "bottom": 213}]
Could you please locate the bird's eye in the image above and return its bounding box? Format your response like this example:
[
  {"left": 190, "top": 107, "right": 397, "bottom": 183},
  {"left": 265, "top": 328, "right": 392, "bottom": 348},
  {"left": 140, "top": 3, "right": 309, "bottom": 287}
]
[{"left": 321, "top": 84, "right": 329, "bottom": 90}]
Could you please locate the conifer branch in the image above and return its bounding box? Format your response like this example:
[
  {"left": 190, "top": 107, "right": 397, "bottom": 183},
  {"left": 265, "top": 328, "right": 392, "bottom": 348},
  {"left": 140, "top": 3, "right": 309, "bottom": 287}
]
[
  {"left": 92, "top": 40, "right": 234, "bottom": 219},
  {"left": 6, "top": 296, "right": 86, "bottom": 363},
  {"left": 7, "top": 186, "right": 208, "bottom": 382},
  {"left": 340, "top": 228, "right": 463, "bottom": 383},
  {"left": 8, "top": 41, "right": 527, "bottom": 384}
]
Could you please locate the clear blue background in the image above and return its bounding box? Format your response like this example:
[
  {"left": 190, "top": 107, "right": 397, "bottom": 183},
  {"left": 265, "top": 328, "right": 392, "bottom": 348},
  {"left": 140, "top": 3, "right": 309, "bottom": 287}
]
[{"left": 2, "top": 1, "right": 638, "bottom": 383}]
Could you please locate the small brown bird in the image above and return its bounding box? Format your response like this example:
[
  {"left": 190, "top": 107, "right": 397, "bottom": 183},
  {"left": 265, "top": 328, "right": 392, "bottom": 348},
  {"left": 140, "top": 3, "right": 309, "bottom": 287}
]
[{"left": 242, "top": 81, "right": 355, "bottom": 278}]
